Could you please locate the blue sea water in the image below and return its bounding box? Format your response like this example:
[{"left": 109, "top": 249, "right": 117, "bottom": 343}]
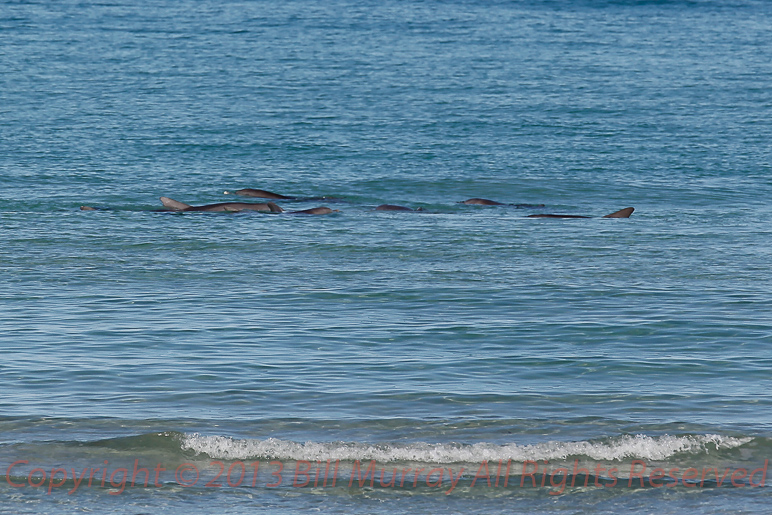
[{"left": 2, "top": 0, "right": 772, "bottom": 513}]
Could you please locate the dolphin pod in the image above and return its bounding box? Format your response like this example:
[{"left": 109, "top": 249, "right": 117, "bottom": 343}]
[
  {"left": 80, "top": 189, "right": 635, "bottom": 219},
  {"left": 167, "top": 190, "right": 631, "bottom": 218}
]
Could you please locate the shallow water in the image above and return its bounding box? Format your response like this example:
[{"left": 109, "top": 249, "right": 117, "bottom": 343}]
[{"left": 2, "top": 0, "right": 772, "bottom": 512}]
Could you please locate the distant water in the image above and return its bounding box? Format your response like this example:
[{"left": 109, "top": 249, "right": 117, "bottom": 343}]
[{"left": 2, "top": 0, "right": 772, "bottom": 513}]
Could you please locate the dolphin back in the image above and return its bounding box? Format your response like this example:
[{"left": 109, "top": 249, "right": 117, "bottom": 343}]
[
  {"left": 160, "top": 197, "right": 191, "bottom": 211},
  {"left": 376, "top": 204, "right": 413, "bottom": 211},
  {"left": 288, "top": 206, "right": 334, "bottom": 215},
  {"left": 226, "top": 188, "right": 294, "bottom": 200},
  {"left": 462, "top": 198, "right": 504, "bottom": 205}
]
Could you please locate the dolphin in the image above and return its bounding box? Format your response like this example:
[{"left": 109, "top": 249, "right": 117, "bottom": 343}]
[
  {"left": 223, "top": 188, "right": 295, "bottom": 200},
  {"left": 527, "top": 207, "right": 634, "bottom": 219},
  {"left": 461, "top": 198, "right": 546, "bottom": 208},
  {"left": 160, "top": 197, "right": 284, "bottom": 213},
  {"left": 224, "top": 188, "right": 343, "bottom": 203},
  {"left": 375, "top": 204, "right": 423, "bottom": 211},
  {"left": 285, "top": 206, "right": 337, "bottom": 215},
  {"left": 461, "top": 198, "right": 504, "bottom": 205}
]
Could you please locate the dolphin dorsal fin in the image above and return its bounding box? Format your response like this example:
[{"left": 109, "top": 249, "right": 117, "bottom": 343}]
[
  {"left": 267, "top": 202, "right": 284, "bottom": 213},
  {"left": 160, "top": 197, "right": 191, "bottom": 211},
  {"left": 602, "top": 207, "right": 635, "bottom": 218}
]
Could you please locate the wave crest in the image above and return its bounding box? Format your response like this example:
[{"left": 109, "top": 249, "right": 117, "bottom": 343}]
[{"left": 179, "top": 433, "right": 752, "bottom": 464}]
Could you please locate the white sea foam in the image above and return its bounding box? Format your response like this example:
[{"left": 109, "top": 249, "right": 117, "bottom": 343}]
[{"left": 179, "top": 433, "right": 752, "bottom": 464}]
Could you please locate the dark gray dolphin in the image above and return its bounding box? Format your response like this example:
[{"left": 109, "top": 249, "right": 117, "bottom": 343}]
[
  {"left": 527, "top": 207, "right": 634, "bottom": 219},
  {"left": 375, "top": 204, "right": 423, "bottom": 211},
  {"left": 285, "top": 206, "right": 337, "bottom": 215},
  {"left": 461, "top": 198, "right": 545, "bottom": 208},
  {"left": 223, "top": 188, "right": 295, "bottom": 200},
  {"left": 160, "top": 197, "right": 284, "bottom": 213},
  {"left": 461, "top": 198, "right": 505, "bottom": 205}
]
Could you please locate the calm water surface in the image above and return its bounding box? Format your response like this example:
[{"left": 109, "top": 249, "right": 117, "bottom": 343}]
[{"left": 2, "top": 0, "right": 772, "bottom": 513}]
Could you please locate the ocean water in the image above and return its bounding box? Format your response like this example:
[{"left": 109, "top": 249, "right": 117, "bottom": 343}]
[{"left": 2, "top": 0, "right": 772, "bottom": 513}]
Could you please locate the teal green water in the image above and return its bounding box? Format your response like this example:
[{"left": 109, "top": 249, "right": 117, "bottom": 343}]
[{"left": 2, "top": 0, "right": 772, "bottom": 513}]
